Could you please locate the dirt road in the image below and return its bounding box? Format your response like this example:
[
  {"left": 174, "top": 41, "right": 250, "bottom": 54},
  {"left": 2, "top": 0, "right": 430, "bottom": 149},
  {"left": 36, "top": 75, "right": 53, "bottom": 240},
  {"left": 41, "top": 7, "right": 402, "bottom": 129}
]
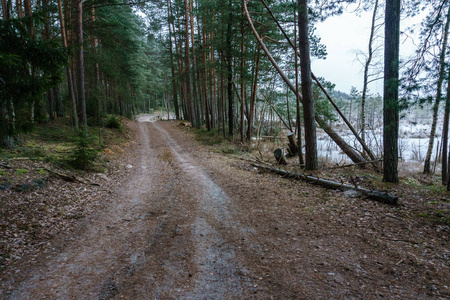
[{"left": 2, "top": 117, "right": 449, "bottom": 299}]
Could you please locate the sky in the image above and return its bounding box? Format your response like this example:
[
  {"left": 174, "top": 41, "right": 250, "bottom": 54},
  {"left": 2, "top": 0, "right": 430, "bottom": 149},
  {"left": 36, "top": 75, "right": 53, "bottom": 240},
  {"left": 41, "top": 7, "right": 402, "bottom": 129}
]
[{"left": 311, "top": 7, "right": 423, "bottom": 95}]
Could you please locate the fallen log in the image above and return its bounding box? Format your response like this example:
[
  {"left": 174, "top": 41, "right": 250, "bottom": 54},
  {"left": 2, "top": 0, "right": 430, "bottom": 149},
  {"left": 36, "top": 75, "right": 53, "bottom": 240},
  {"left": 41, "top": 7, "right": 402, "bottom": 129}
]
[
  {"left": 251, "top": 163, "right": 398, "bottom": 205},
  {"left": 331, "top": 159, "right": 383, "bottom": 170},
  {"left": 179, "top": 121, "right": 192, "bottom": 127},
  {"left": 43, "top": 167, "right": 82, "bottom": 183},
  {"left": 229, "top": 155, "right": 273, "bottom": 167},
  {"left": 0, "top": 163, "right": 12, "bottom": 169},
  {"left": 43, "top": 167, "right": 99, "bottom": 186}
]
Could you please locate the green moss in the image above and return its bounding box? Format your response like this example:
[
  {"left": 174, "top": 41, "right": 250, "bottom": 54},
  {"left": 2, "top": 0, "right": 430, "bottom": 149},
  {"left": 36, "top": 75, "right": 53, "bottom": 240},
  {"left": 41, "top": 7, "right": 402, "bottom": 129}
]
[
  {"left": 418, "top": 210, "right": 450, "bottom": 225},
  {"left": 15, "top": 169, "right": 29, "bottom": 176},
  {"left": 403, "top": 177, "right": 420, "bottom": 186}
]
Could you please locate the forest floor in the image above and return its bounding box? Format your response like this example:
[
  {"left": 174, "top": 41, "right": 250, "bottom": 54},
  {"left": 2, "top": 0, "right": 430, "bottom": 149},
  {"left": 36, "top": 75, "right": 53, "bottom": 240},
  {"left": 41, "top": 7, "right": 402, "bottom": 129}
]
[{"left": 0, "top": 115, "right": 449, "bottom": 299}]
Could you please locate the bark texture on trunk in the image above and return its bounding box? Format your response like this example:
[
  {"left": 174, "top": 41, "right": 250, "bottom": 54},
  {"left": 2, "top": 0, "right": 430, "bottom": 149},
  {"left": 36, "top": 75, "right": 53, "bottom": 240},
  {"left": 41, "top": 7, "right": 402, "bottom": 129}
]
[
  {"left": 76, "top": 0, "right": 87, "bottom": 129},
  {"left": 298, "top": 0, "right": 317, "bottom": 170},
  {"left": 383, "top": 0, "right": 401, "bottom": 183},
  {"left": 1, "top": 0, "right": 8, "bottom": 19},
  {"left": 168, "top": 0, "right": 180, "bottom": 120},
  {"left": 183, "top": 0, "right": 193, "bottom": 123},
  {"left": 226, "top": 0, "right": 234, "bottom": 137},
  {"left": 443, "top": 58, "right": 450, "bottom": 185}
]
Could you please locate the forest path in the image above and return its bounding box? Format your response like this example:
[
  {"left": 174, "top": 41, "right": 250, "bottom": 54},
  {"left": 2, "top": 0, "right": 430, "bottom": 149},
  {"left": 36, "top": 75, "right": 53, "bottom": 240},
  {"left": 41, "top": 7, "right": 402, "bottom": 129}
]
[
  {"left": 2, "top": 116, "right": 449, "bottom": 299},
  {"left": 6, "top": 118, "right": 252, "bottom": 299}
]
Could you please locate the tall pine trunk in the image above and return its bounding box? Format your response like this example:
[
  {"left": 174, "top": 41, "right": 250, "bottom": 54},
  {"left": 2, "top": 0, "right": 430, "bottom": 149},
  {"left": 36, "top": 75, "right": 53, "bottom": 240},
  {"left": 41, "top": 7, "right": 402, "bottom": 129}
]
[
  {"left": 298, "top": 0, "right": 317, "bottom": 170},
  {"left": 294, "top": 4, "right": 304, "bottom": 165},
  {"left": 383, "top": 0, "right": 401, "bottom": 183},
  {"left": 183, "top": 0, "right": 194, "bottom": 123},
  {"left": 58, "top": 0, "right": 76, "bottom": 127},
  {"left": 240, "top": 8, "right": 246, "bottom": 143},
  {"left": 226, "top": 0, "right": 233, "bottom": 137},
  {"left": 248, "top": 45, "right": 261, "bottom": 140},
  {"left": 1, "top": 0, "right": 8, "bottom": 19},
  {"left": 189, "top": 0, "right": 200, "bottom": 127},
  {"left": 209, "top": 31, "right": 217, "bottom": 129},
  {"left": 443, "top": 71, "right": 450, "bottom": 185},
  {"left": 168, "top": 0, "right": 180, "bottom": 120},
  {"left": 201, "top": 17, "right": 211, "bottom": 130},
  {"left": 75, "top": 0, "right": 87, "bottom": 129}
]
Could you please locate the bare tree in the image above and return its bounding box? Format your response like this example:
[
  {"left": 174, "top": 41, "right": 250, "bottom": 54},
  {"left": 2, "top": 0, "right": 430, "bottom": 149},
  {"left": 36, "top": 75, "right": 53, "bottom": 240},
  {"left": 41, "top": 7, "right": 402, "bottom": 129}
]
[{"left": 424, "top": 3, "right": 450, "bottom": 174}]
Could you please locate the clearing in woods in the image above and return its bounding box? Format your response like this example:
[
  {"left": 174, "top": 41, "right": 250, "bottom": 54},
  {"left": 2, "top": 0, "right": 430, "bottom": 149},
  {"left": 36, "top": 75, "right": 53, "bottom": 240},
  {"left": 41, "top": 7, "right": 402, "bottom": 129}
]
[{"left": 1, "top": 116, "right": 449, "bottom": 299}]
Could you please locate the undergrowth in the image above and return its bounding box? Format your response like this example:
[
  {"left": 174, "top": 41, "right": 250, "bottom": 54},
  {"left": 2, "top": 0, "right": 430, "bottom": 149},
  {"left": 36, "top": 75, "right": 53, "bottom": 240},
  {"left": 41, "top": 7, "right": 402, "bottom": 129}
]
[
  {"left": 68, "top": 131, "right": 101, "bottom": 170},
  {"left": 105, "top": 115, "right": 122, "bottom": 130},
  {"left": 193, "top": 127, "right": 244, "bottom": 155},
  {"left": 0, "top": 117, "right": 129, "bottom": 171}
]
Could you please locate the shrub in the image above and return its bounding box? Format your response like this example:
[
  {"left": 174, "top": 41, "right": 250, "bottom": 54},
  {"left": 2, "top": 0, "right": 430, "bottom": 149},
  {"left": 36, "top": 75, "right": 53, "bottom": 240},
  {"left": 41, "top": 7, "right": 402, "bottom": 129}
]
[
  {"left": 68, "top": 131, "right": 100, "bottom": 170},
  {"left": 105, "top": 116, "right": 121, "bottom": 130}
]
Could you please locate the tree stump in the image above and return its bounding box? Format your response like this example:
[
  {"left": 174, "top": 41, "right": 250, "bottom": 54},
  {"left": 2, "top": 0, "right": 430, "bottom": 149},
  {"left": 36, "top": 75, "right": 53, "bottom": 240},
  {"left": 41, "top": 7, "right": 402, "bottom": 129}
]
[
  {"left": 274, "top": 148, "right": 287, "bottom": 165},
  {"left": 286, "top": 132, "right": 298, "bottom": 157}
]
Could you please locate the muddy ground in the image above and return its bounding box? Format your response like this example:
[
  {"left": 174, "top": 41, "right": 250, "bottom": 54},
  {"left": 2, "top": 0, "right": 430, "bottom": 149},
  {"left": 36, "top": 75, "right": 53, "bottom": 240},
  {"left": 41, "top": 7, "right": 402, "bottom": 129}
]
[{"left": 1, "top": 116, "right": 449, "bottom": 299}]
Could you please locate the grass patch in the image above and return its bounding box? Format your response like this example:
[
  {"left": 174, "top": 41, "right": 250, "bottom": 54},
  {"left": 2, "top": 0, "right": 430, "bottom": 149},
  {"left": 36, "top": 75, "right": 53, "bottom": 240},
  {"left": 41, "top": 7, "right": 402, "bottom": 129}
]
[
  {"left": 194, "top": 128, "right": 224, "bottom": 146},
  {"left": 193, "top": 128, "right": 247, "bottom": 155},
  {"left": 418, "top": 209, "right": 450, "bottom": 225},
  {"left": 0, "top": 117, "right": 130, "bottom": 172},
  {"left": 15, "top": 169, "right": 29, "bottom": 177}
]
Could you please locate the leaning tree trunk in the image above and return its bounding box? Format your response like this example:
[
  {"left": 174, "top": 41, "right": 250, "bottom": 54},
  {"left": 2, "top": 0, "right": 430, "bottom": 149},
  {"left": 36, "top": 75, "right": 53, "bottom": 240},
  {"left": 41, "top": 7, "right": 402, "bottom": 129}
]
[
  {"left": 243, "top": 0, "right": 365, "bottom": 164},
  {"left": 424, "top": 4, "right": 450, "bottom": 174}
]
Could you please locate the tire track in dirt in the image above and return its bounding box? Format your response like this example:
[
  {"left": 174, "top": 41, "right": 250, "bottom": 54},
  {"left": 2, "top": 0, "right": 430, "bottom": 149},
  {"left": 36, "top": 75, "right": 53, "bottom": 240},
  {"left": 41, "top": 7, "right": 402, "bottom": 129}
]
[{"left": 149, "top": 122, "right": 252, "bottom": 299}]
